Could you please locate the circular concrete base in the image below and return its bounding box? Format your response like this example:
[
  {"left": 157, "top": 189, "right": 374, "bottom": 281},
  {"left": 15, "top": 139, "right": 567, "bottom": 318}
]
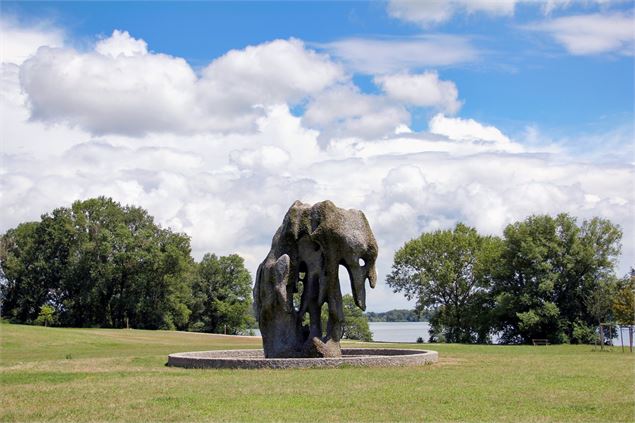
[{"left": 167, "top": 348, "right": 438, "bottom": 369}]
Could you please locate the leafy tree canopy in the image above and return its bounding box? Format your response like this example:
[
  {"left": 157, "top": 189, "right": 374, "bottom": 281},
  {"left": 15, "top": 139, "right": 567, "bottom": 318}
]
[
  {"left": 492, "top": 214, "right": 622, "bottom": 344},
  {"left": 313, "top": 294, "right": 372, "bottom": 342},
  {"left": 387, "top": 223, "right": 502, "bottom": 343},
  {"left": 189, "top": 253, "right": 254, "bottom": 334},
  {"left": 1, "top": 197, "right": 254, "bottom": 333},
  {"left": 34, "top": 305, "right": 57, "bottom": 327},
  {"left": 613, "top": 270, "right": 635, "bottom": 325},
  {"left": 341, "top": 294, "right": 373, "bottom": 341}
]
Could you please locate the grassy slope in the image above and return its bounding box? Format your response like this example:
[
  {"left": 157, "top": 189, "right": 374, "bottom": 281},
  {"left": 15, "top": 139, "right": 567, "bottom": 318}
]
[{"left": 1, "top": 323, "right": 633, "bottom": 422}]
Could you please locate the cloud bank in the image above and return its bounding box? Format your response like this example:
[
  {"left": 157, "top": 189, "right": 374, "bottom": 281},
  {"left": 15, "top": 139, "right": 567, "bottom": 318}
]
[{"left": 1, "top": 24, "right": 633, "bottom": 311}]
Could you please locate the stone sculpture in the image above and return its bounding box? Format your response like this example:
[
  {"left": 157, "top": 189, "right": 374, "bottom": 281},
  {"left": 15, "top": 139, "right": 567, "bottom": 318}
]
[{"left": 253, "top": 200, "right": 378, "bottom": 358}]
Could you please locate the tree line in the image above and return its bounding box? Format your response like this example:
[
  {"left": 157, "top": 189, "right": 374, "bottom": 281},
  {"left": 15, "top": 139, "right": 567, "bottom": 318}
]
[
  {"left": 365, "top": 309, "right": 425, "bottom": 322},
  {"left": 4, "top": 198, "right": 632, "bottom": 345},
  {"left": 0, "top": 197, "right": 373, "bottom": 341},
  {"left": 387, "top": 215, "right": 634, "bottom": 344},
  {"left": 0, "top": 197, "right": 254, "bottom": 334}
]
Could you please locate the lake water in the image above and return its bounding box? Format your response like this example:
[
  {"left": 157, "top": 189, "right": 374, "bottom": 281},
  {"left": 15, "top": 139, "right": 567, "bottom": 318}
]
[
  {"left": 369, "top": 322, "right": 633, "bottom": 345},
  {"left": 250, "top": 322, "right": 430, "bottom": 343},
  {"left": 251, "top": 321, "right": 632, "bottom": 345},
  {"left": 368, "top": 321, "right": 430, "bottom": 343}
]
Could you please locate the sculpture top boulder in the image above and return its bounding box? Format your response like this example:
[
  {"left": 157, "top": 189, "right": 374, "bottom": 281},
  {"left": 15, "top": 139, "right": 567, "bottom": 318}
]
[{"left": 253, "top": 200, "right": 378, "bottom": 358}]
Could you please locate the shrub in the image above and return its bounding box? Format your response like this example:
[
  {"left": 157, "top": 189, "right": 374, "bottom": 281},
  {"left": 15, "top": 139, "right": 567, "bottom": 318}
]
[
  {"left": 34, "top": 305, "right": 56, "bottom": 327},
  {"left": 571, "top": 321, "right": 597, "bottom": 344}
]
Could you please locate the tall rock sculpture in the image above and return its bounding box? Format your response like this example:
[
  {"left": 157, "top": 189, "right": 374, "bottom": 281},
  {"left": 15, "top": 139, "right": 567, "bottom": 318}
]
[{"left": 254, "top": 200, "right": 378, "bottom": 358}]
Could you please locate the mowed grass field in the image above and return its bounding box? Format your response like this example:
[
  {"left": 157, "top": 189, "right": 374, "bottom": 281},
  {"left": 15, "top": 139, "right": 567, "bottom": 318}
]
[{"left": 1, "top": 322, "right": 633, "bottom": 422}]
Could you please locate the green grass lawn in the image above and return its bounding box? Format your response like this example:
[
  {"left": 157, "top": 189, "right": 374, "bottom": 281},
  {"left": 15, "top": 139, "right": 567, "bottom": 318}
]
[{"left": 1, "top": 322, "right": 633, "bottom": 422}]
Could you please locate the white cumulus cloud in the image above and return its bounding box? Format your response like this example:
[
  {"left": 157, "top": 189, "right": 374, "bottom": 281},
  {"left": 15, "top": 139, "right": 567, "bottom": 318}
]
[
  {"left": 387, "top": 0, "right": 516, "bottom": 27},
  {"left": 386, "top": 0, "right": 624, "bottom": 27},
  {"left": 19, "top": 31, "right": 345, "bottom": 136},
  {"left": 20, "top": 43, "right": 198, "bottom": 136},
  {"left": 317, "top": 35, "right": 478, "bottom": 74},
  {"left": 0, "top": 17, "right": 64, "bottom": 65},
  {"left": 524, "top": 12, "right": 634, "bottom": 55},
  {"left": 429, "top": 113, "right": 520, "bottom": 150},
  {"left": 303, "top": 84, "right": 410, "bottom": 141},
  {"left": 230, "top": 145, "right": 291, "bottom": 174},
  {"left": 197, "top": 38, "right": 344, "bottom": 123},
  {"left": 375, "top": 72, "right": 462, "bottom": 114},
  {"left": 95, "top": 29, "right": 148, "bottom": 57}
]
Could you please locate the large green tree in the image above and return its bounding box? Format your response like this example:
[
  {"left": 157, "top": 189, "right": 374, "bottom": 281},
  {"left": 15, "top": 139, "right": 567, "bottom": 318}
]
[
  {"left": 0, "top": 222, "right": 43, "bottom": 322},
  {"left": 1, "top": 197, "right": 194, "bottom": 330},
  {"left": 492, "top": 214, "right": 622, "bottom": 344},
  {"left": 313, "top": 294, "right": 372, "bottom": 341},
  {"left": 613, "top": 270, "right": 635, "bottom": 326},
  {"left": 387, "top": 223, "right": 502, "bottom": 343},
  {"left": 341, "top": 294, "right": 373, "bottom": 341},
  {"left": 189, "top": 253, "right": 254, "bottom": 334},
  {"left": 612, "top": 269, "right": 634, "bottom": 349}
]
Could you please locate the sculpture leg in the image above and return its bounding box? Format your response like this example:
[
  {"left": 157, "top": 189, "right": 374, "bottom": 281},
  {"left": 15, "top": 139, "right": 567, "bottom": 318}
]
[
  {"left": 326, "top": 283, "right": 344, "bottom": 342},
  {"left": 311, "top": 263, "right": 343, "bottom": 357},
  {"left": 306, "top": 274, "right": 323, "bottom": 339}
]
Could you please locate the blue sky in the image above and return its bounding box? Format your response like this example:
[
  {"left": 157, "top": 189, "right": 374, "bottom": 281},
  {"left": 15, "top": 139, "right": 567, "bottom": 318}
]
[
  {"left": 1, "top": 1, "right": 633, "bottom": 310},
  {"left": 5, "top": 1, "right": 633, "bottom": 139}
]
